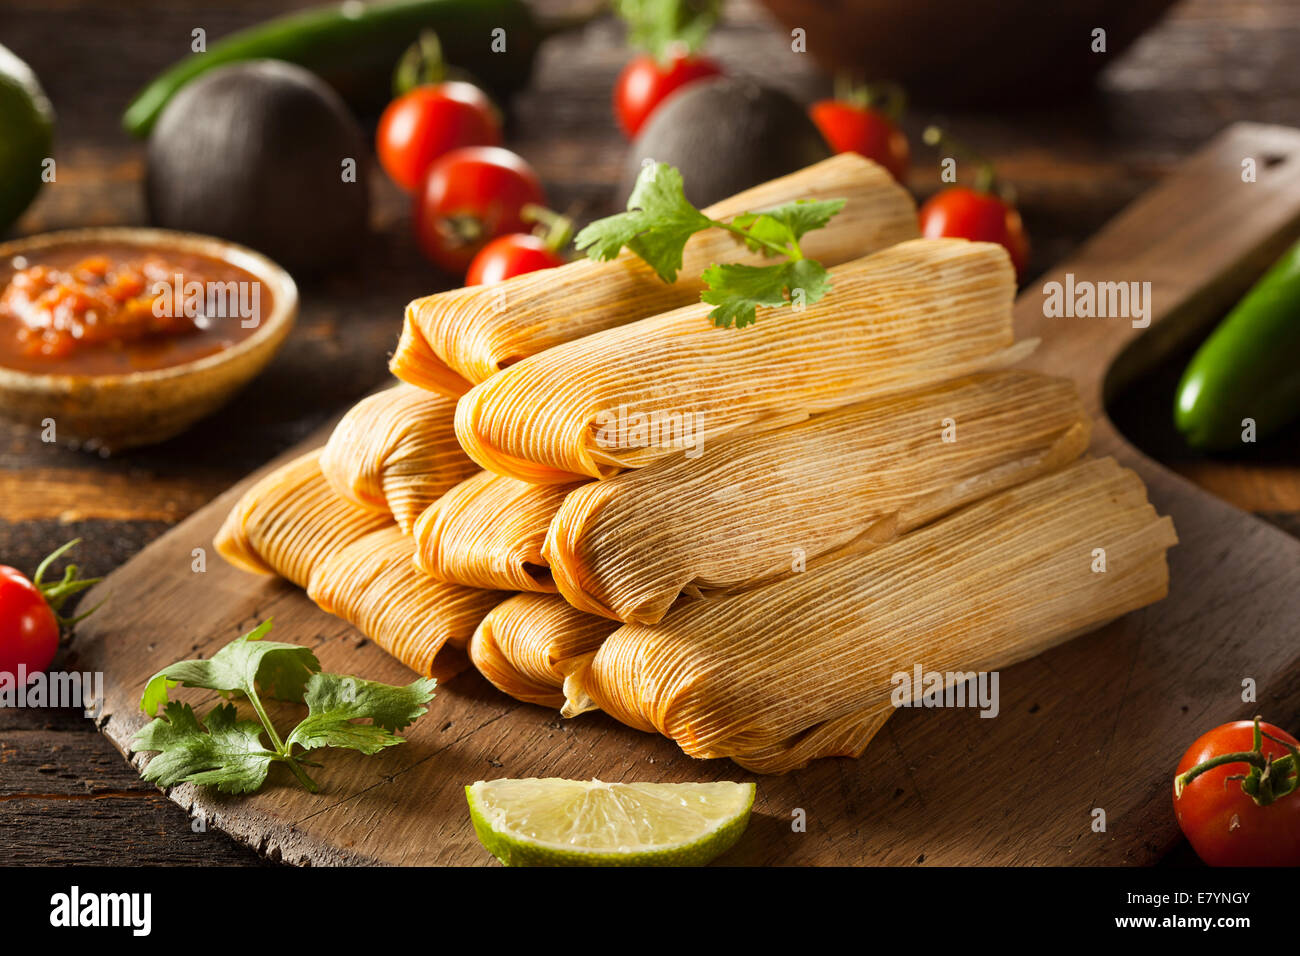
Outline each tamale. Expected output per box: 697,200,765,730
412,470,584,592
469,594,618,707
215,450,499,679
567,457,1178,774
456,238,1032,484
545,371,1091,624
319,384,479,534
215,449,390,587
309,526,507,680
391,153,920,396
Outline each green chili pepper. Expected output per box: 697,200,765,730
1174,237,1300,451
123,0,541,138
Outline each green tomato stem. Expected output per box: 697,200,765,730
392,29,446,97
31,539,103,628
522,203,574,253
1174,750,1268,796
923,125,998,194
1174,715,1300,806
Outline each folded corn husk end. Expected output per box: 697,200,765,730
307,524,507,680
469,609,567,709
214,449,392,589
319,384,480,535
560,654,606,720
389,307,473,398
727,706,897,775
454,383,593,484
214,506,274,577
413,471,581,593
469,595,618,710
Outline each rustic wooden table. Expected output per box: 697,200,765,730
2,0,1297,865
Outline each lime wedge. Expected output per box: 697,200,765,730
465,777,755,867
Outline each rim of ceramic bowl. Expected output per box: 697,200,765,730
0,227,298,392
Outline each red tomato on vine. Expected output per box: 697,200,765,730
1173,716,1300,867
0,541,100,679
918,126,1029,278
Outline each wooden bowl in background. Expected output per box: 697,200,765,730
757,0,1181,105
0,228,297,453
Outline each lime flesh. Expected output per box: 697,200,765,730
466,777,755,867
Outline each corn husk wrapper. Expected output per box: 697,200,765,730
567,457,1178,773
215,448,390,587
392,154,919,396
455,239,1031,484
469,594,618,707
309,526,506,680
412,470,584,592
319,384,479,534
545,371,1091,624
215,449,500,679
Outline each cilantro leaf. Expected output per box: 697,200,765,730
286,673,437,756
576,161,846,329
140,619,319,717
615,0,720,60
133,701,277,795
574,162,712,282
700,258,833,328
133,621,437,796
731,199,847,256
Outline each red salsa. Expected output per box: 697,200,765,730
0,243,271,376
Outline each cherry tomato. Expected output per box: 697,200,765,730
809,100,910,182
1174,720,1300,867
414,146,546,276
0,564,59,678
613,51,722,139
919,186,1029,277
466,234,566,285
376,82,501,193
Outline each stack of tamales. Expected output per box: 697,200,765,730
216,154,1177,774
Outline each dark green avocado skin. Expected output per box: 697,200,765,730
619,77,832,208
146,60,370,274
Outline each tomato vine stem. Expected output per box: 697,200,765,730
1174,715,1299,806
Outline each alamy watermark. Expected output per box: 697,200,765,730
890,664,1000,718
593,404,705,459
151,275,262,328
1042,273,1151,328
0,667,104,717
49,886,151,936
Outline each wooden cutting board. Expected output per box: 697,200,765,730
69,122,1300,866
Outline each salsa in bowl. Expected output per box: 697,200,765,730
0,228,297,452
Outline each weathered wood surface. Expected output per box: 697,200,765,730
59,123,1300,866
3,0,1299,864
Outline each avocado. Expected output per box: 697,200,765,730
145,60,369,274
620,77,831,208
0,44,54,233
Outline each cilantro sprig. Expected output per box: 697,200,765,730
132,621,435,794
575,162,845,328
615,0,720,61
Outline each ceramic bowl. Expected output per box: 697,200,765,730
0,227,297,452
757,0,1179,105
